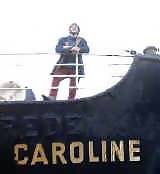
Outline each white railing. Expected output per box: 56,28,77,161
0,53,133,101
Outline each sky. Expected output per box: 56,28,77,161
0,0,159,100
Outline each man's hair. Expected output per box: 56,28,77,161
69,23,80,33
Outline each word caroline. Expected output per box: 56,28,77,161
14,139,140,166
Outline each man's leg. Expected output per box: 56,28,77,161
49,67,66,99
49,77,62,99
68,77,77,100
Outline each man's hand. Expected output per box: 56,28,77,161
63,45,72,49
71,46,80,54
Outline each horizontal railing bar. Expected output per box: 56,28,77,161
0,87,86,89
50,75,85,77
0,85,125,90
0,52,49,56
50,63,131,66
0,52,135,58
108,64,131,66
112,75,124,77
0,88,29,90
53,64,84,66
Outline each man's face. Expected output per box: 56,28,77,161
69,24,79,38
70,32,79,38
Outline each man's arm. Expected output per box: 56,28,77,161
78,39,89,53
55,38,72,54
70,38,89,54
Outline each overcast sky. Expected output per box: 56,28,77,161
0,0,159,100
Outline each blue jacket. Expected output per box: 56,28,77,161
51,35,89,75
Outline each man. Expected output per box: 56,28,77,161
43,23,89,101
